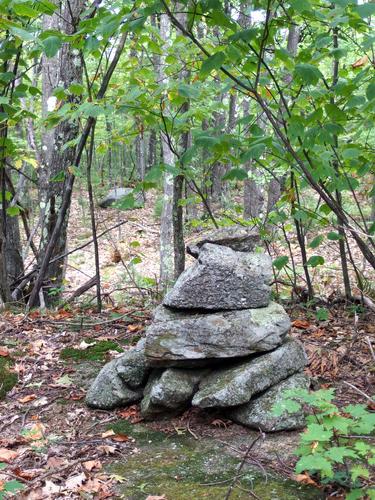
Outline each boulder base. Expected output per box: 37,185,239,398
192,339,308,408
145,302,290,366
141,368,208,419
86,340,149,409
228,372,310,431
164,244,272,311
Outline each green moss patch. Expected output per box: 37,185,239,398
109,432,322,499
107,420,169,445
0,358,18,400
60,340,123,361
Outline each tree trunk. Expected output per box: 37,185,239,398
266,24,299,214
38,0,84,304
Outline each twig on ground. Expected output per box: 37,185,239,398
224,432,264,500
366,336,375,363
342,381,375,403
186,419,198,440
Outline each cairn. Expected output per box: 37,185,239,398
87,227,309,432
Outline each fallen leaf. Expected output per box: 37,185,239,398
53,374,73,387
0,348,9,357
65,472,86,491
42,480,62,495
18,394,37,404
146,496,167,500
292,320,310,329
24,422,45,441
112,433,130,443
293,473,319,487
46,456,66,469
79,340,96,350
83,460,102,472
97,445,116,455
69,392,85,401
0,448,19,463
101,429,115,438
127,324,142,332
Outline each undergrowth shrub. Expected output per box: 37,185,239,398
273,388,375,499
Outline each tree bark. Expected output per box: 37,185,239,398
38,0,84,304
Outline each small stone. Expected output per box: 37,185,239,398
192,338,308,408
145,302,290,367
187,226,260,258
163,244,272,311
141,369,208,419
86,340,149,410
98,187,144,209
227,372,310,431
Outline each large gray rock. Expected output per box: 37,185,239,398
163,244,272,311
145,302,290,366
98,187,144,209
192,338,308,408
86,340,149,409
141,368,208,419
187,226,260,258
228,372,310,432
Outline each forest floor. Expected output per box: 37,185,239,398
0,194,374,499
0,293,374,498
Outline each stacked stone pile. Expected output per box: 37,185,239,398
87,227,309,432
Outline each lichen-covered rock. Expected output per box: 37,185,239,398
187,226,260,258
163,244,272,311
145,302,290,366
86,340,149,409
141,368,208,419
192,339,308,408
98,187,144,209
116,339,149,389
227,372,310,431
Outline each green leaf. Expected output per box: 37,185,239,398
68,83,84,96
10,26,34,41
325,103,347,122
354,3,375,18
273,256,289,270
200,51,226,77
316,308,329,321
296,454,333,477
294,64,323,85
222,168,248,181
13,3,40,18
178,83,200,100
307,255,325,267
289,0,312,12
351,465,369,482
366,82,375,101
4,480,24,493
230,28,258,43
327,231,342,241
309,235,324,249
272,399,301,416
6,206,21,216
42,36,62,58
325,447,358,464
301,423,333,442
